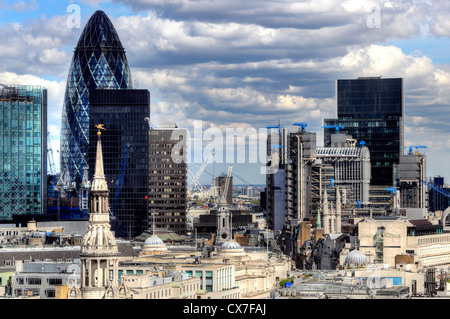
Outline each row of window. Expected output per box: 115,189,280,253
16,277,63,285
4,259,73,266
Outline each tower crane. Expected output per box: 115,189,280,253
80,165,91,219
47,132,58,199
385,187,398,194
47,132,57,178
419,180,450,198
53,167,76,220
54,168,76,197
293,122,308,131
267,124,283,134
187,151,214,193
405,145,427,155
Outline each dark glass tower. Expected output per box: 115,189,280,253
0,84,47,220
88,89,150,239
324,77,404,186
60,10,132,188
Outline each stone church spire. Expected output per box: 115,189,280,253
91,124,108,191
75,124,122,299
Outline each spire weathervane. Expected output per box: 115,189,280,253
95,123,106,136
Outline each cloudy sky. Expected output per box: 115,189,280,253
0,0,449,185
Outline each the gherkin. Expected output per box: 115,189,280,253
60,10,132,187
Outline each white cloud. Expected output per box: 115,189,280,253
2,0,450,182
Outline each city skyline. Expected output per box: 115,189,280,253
0,0,449,185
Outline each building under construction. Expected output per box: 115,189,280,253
395,149,427,209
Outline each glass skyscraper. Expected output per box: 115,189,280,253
88,89,150,239
0,84,47,220
324,77,404,186
60,10,132,188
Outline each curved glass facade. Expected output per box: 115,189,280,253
60,10,132,187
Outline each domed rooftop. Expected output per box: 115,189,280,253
344,249,367,266
76,10,124,49
144,235,165,246
221,241,242,250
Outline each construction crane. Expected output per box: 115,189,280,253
47,132,57,178
420,180,450,198
53,167,76,221
267,124,283,134
113,143,130,218
405,145,427,155
385,187,398,194
187,151,214,193
80,165,91,218
293,122,308,131
54,168,76,197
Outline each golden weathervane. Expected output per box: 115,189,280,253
95,123,106,136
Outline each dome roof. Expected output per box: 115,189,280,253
221,241,242,250
344,249,367,266
144,235,165,246
76,10,124,49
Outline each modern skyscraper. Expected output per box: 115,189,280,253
0,84,47,220
324,77,404,186
148,123,187,235
60,10,132,189
265,123,316,255
88,89,150,239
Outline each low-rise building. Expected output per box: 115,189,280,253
358,217,450,270
11,261,81,299
120,269,200,299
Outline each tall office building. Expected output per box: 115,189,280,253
216,174,233,206
88,89,150,239
60,10,132,189
148,123,187,235
265,123,316,255
0,84,47,220
324,77,404,186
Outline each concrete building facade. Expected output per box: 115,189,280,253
148,123,188,235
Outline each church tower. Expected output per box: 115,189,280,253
336,187,342,234
323,189,331,234
216,197,233,244
77,125,121,299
